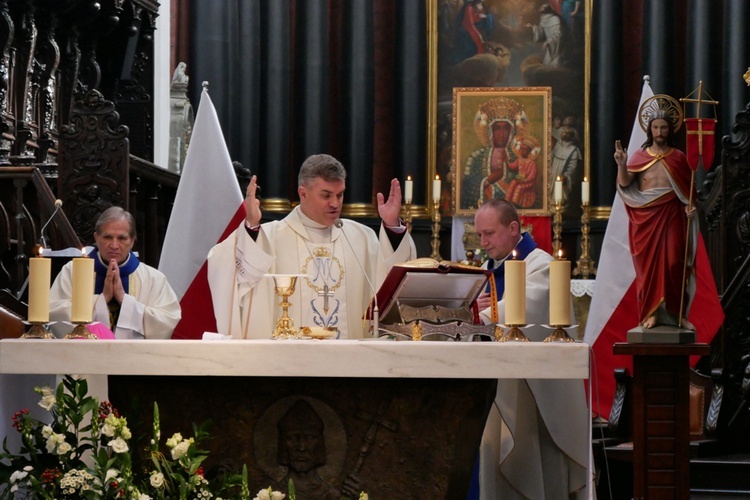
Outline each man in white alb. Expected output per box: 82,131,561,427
49,207,181,339
207,154,416,339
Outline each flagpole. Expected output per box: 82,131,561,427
677,168,695,328
677,81,719,327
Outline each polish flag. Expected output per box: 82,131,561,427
583,79,724,418
159,88,246,339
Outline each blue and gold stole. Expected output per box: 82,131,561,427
484,232,537,296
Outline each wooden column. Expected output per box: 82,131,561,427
614,342,710,499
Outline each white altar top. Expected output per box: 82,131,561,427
0,338,589,379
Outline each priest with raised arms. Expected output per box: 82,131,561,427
207,154,417,339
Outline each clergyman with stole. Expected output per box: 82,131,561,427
207,154,416,339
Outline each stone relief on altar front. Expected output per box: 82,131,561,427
254,396,346,499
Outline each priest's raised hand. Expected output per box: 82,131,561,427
376,178,403,227
244,175,262,227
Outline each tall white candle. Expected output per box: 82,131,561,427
554,176,563,203
504,253,526,325
582,176,590,205
71,254,94,323
28,252,51,323
404,176,413,204
549,255,571,325
432,175,441,203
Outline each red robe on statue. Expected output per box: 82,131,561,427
619,147,695,325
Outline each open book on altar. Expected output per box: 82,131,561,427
366,258,492,324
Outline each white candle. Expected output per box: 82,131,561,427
28,252,51,323
504,253,526,325
71,253,94,323
432,175,441,203
554,176,563,203
582,176,590,205
404,176,413,204
549,254,571,326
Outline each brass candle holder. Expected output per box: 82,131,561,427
573,202,597,278
493,325,504,341
22,322,54,339
403,201,413,233
543,324,577,343
499,324,530,342
269,274,302,339
552,201,563,257
430,201,442,260
65,322,97,339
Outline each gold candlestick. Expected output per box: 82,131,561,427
65,322,97,339
430,201,442,260
573,202,597,278
552,201,563,256
23,322,54,339
403,201,412,233
544,325,575,343
499,324,529,342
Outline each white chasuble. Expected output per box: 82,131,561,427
476,248,590,499
207,206,416,339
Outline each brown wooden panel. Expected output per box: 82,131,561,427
646,453,675,469
645,371,677,387
646,437,675,453
647,421,676,436
647,469,676,485
647,485,676,500
646,404,675,420
646,388,676,404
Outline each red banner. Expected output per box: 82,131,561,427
685,118,716,171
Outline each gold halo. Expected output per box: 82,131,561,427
638,94,684,132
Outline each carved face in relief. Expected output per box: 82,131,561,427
277,399,327,472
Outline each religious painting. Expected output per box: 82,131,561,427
428,0,589,219
453,87,551,216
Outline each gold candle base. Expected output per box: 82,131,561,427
544,326,575,343
23,322,54,339
493,325,504,341
499,325,529,342
65,322,97,340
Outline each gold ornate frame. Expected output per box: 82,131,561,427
426,0,592,217
452,87,552,216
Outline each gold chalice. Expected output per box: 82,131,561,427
266,274,304,339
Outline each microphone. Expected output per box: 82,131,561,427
40,199,63,249
334,218,380,337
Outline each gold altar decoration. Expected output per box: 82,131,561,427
268,274,302,339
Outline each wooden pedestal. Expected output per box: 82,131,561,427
614,342,710,499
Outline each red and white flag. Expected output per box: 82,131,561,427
159,88,246,339
583,80,724,418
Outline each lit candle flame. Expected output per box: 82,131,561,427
512,250,517,260
557,249,563,260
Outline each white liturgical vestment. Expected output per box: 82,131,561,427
478,248,590,499
207,206,416,339
49,261,181,340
